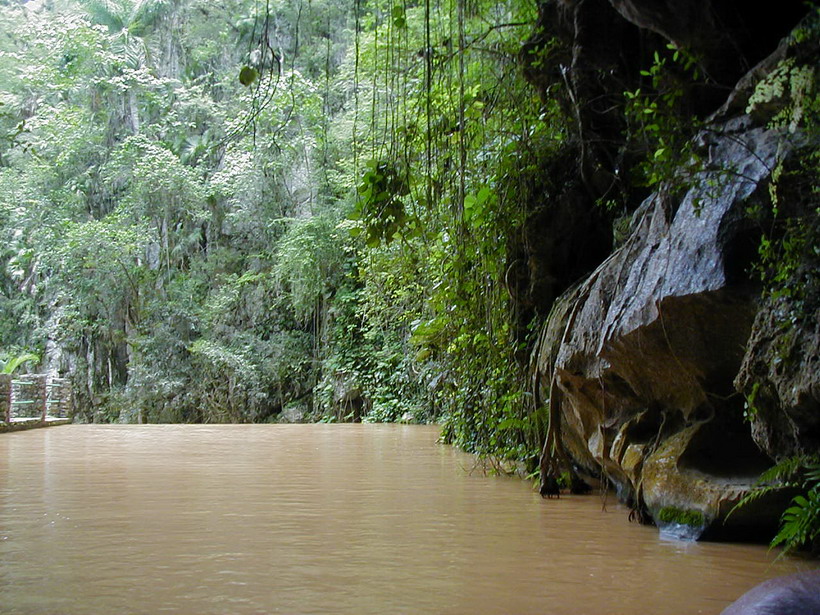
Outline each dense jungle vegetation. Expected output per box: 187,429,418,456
0,0,546,459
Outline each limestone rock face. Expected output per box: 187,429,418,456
535,119,794,537
735,227,820,459
527,0,817,541
515,0,810,340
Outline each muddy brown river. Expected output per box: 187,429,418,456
0,425,811,614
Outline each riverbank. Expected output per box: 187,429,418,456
0,417,72,433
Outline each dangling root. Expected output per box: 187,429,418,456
538,384,588,497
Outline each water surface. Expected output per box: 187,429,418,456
0,425,809,614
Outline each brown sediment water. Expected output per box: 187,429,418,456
0,424,810,614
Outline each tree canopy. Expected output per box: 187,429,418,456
0,0,544,459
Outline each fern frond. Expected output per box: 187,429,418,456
804,461,820,484
740,484,783,505
771,488,820,556
756,455,806,486
727,455,813,520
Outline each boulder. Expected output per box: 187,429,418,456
534,108,808,539
721,570,820,615
528,0,818,540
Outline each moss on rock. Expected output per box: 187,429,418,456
657,506,705,527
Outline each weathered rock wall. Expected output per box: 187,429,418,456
526,2,817,539
535,120,800,537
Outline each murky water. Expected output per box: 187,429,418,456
0,425,810,614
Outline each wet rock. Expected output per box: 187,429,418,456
534,105,803,539
331,373,368,421
525,1,817,540
734,192,820,459
721,570,820,615
735,298,820,460
278,402,307,424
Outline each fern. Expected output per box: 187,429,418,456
758,455,808,485
771,489,820,552
733,455,820,556
806,462,820,484
729,455,809,512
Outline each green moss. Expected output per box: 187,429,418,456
657,506,705,527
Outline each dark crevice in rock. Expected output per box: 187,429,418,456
678,409,773,481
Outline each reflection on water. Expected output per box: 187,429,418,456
0,425,808,614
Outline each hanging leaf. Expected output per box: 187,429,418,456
239,65,258,87
1,352,40,375
476,186,492,205
392,6,407,28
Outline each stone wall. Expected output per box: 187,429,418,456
0,374,11,423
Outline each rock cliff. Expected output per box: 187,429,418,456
522,1,818,539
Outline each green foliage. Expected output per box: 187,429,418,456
273,215,346,322
352,160,415,247
0,0,561,464
623,44,702,191
238,65,258,87
328,0,546,460
746,32,819,400
743,381,761,422
0,352,40,375
657,507,705,527
755,210,819,317
314,242,432,424
0,0,360,423
747,58,817,132
772,488,820,554
734,455,820,556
